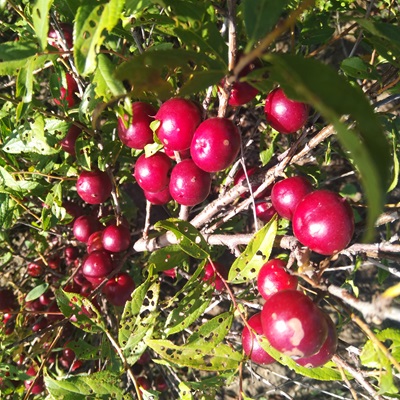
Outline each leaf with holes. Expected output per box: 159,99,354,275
165,282,213,336
155,219,209,259
146,339,243,371
74,0,124,75
118,278,160,365
55,289,106,333
186,311,234,347
32,0,53,51
228,216,277,284
148,245,190,273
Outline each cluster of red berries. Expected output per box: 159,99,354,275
242,259,338,368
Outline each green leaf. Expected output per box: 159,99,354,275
118,278,160,364
0,41,37,75
55,289,106,333
388,131,399,193
241,0,290,50
146,339,243,371
32,0,53,51
74,0,124,75
25,283,49,302
165,283,213,336
148,245,190,273
258,336,343,381
45,371,126,399
265,53,392,241
93,54,126,101
115,49,225,100
340,57,380,80
155,219,210,259
228,216,277,284
358,19,400,68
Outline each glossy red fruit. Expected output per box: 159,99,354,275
155,98,202,151
164,146,191,161
137,376,151,391
60,125,81,156
24,366,45,395
65,246,79,261
255,201,276,223
257,259,298,301
76,169,112,205
87,230,104,253
155,375,168,391
292,190,354,255
169,159,211,206
271,176,314,220
143,186,172,205
102,223,131,253
264,88,309,134
103,272,136,306
27,262,43,277
163,268,177,279
117,102,157,149
242,313,275,365
82,250,114,286
134,152,171,193
261,290,328,358
47,255,60,270
229,81,259,106
296,313,338,368
48,23,73,49
191,117,241,172
73,215,102,243
54,73,78,108
202,261,226,291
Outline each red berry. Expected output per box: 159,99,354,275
261,290,328,358
292,190,354,255
202,261,226,291
27,262,43,277
134,152,171,193
296,313,338,368
242,313,275,365
117,102,157,149
162,268,177,279
143,186,172,205
76,169,113,205
102,223,131,253
264,88,309,134
73,215,102,243
65,246,79,261
229,81,259,106
191,117,241,172
103,272,135,306
87,230,104,253
169,159,211,206
257,259,298,301
60,125,81,156
54,73,78,108
255,201,276,223
82,250,114,286
24,366,45,395
155,98,202,151
48,23,73,49
271,176,314,220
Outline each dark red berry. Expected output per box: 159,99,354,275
76,169,113,205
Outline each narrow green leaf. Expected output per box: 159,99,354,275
55,289,106,333
148,245,190,273
388,128,399,193
155,219,210,259
74,0,124,75
265,53,392,241
241,0,290,50
32,0,53,50
25,283,49,302
228,216,277,284
146,339,243,371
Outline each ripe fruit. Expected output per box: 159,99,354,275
257,259,298,301
202,261,226,291
27,262,43,277
102,223,131,253
82,250,114,286
24,366,45,395
169,159,211,206
296,313,338,368
60,125,81,156
261,290,328,358
87,230,105,253
271,176,314,220
48,23,73,50
229,81,259,107
134,152,171,193
117,102,157,149
191,118,241,172
76,169,113,205
54,73,78,108
292,190,354,255
143,187,172,205
242,313,275,365
155,98,202,151
255,201,276,223
103,272,135,306
73,215,102,243
264,88,309,134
